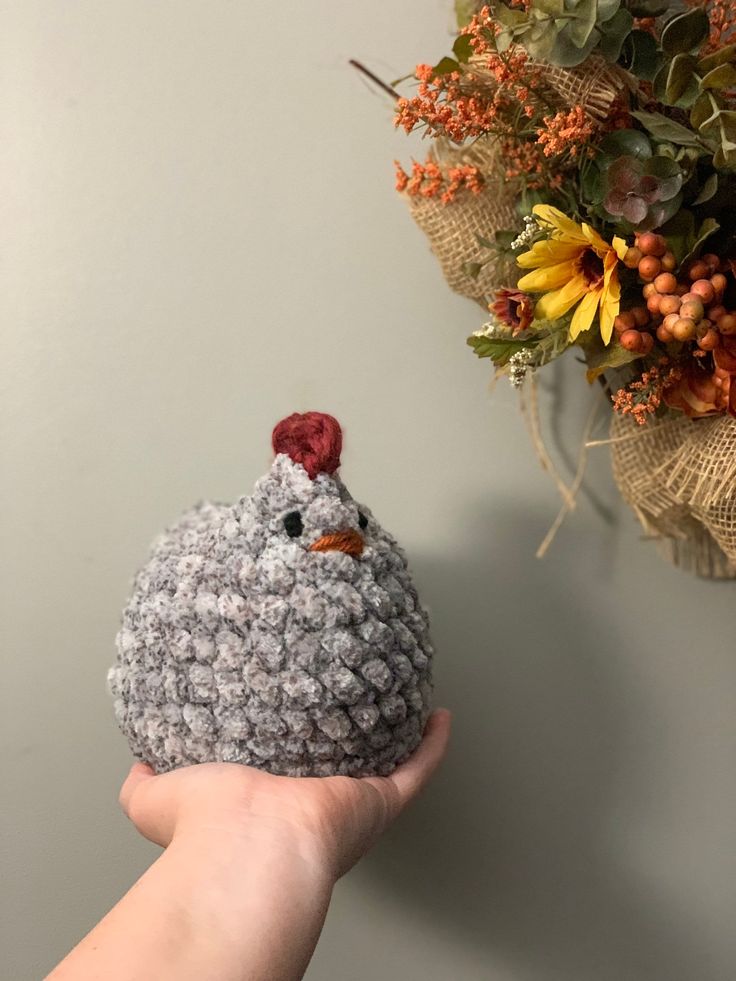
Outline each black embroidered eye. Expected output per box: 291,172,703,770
283,511,303,538
358,511,368,531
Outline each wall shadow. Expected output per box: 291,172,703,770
360,500,714,981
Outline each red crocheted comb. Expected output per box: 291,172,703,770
272,412,342,480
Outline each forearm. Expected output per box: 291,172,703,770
47,831,334,981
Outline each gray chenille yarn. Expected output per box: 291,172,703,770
108,412,433,777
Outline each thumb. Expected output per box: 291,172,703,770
119,762,176,846
389,708,452,809
362,707,451,829
119,761,155,817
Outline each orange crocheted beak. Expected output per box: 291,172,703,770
309,529,364,558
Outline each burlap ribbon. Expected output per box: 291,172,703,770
404,137,519,307
400,55,628,306
610,413,736,579
464,53,628,123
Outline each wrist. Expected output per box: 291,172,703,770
169,820,336,894
161,828,334,972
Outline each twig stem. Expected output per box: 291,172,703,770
349,59,400,101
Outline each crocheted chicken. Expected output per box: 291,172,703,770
108,412,433,777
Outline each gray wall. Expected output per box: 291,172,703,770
2,3,734,979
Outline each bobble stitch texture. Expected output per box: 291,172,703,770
108,413,433,777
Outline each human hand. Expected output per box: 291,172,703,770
49,712,451,981
119,708,451,882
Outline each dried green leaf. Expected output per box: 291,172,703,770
433,56,460,76
454,0,483,28
680,217,720,266
495,28,515,53
567,0,598,48
661,8,710,57
535,0,565,15
462,261,483,280
711,109,736,163
579,332,641,381
700,63,736,92
625,0,670,15
548,27,601,66
692,172,718,205
698,43,736,73
659,208,696,263
691,92,722,133
581,158,604,205
599,127,652,160
622,29,660,81
466,333,537,366
642,192,683,230
452,33,474,64
494,229,517,249
642,154,681,179
599,0,623,21
598,8,633,63
661,54,699,107
714,145,736,168
534,324,572,366
493,3,528,30
631,110,703,147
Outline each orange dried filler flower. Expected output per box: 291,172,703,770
537,105,595,159
612,360,684,425
394,64,507,144
394,158,484,204
394,32,547,148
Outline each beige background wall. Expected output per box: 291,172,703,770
2,3,735,979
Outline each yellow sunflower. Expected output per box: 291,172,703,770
516,205,628,345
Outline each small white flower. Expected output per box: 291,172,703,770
510,214,539,251
508,348,535,389
473,319,508,339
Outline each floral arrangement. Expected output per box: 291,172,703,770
371,0,736,576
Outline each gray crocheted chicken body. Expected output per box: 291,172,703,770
108,412,433,777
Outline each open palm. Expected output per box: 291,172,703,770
119,708,451,879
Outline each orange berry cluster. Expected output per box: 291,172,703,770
614,232,733,355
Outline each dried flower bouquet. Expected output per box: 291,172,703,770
376,0,736,577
